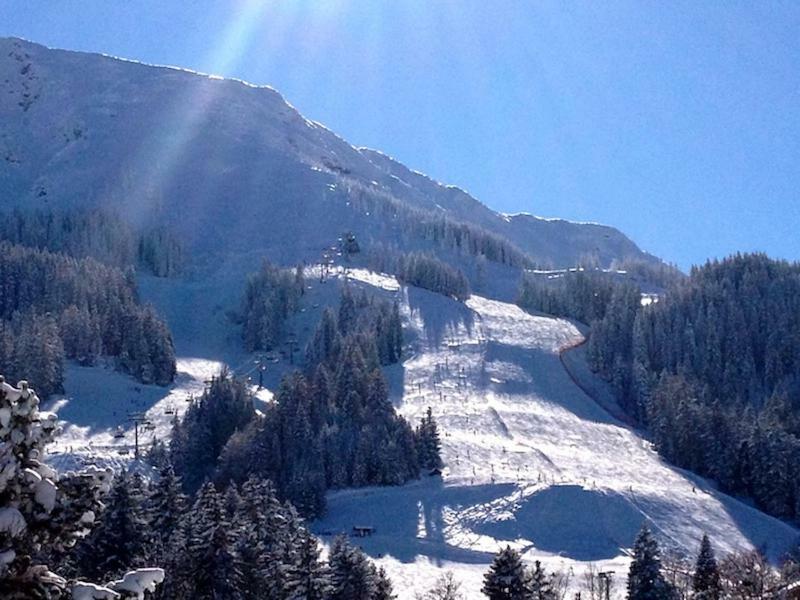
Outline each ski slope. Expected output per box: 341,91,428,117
42,266,798,599
313,269,799,599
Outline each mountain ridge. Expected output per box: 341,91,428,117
0,36,661,274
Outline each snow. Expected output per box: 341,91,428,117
108,568,166,599
34,477,57,512
313,277,799,599
0,507,27,538
0,36,658,274
38,264,799,599
72,568,164,599
43,358,226,471
72,581,120,600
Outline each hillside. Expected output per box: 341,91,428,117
5,35,797,600
43,266,799,599
0,36,658,277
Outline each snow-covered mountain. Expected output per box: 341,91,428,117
0,37,657,272
9,36,796,599
46,266,799,599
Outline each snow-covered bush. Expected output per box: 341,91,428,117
0,375,163,599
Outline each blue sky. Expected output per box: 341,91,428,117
2,1,798,269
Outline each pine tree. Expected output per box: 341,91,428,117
528,561,555,600
74,470,149,580
482,546,532,600
627,524,672,600
692,534,721,600
284,530,331,600
338,286,357,335
146,464,188,562
373,565,396,600
417,407,444,471
184,482,244,600
237,476,292,599
0,375,163,598
329,536,378,600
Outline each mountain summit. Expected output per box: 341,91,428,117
0,37,656,273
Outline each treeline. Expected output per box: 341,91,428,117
345,179,534,269
240,261,305,352
137,226,185,277
0,208,185,276
517,270,632,324
609,257,685,290
62,466,395,600
586,254,800,520
0,242,176,395
396,252,471,301
517,257,683,324
172,288,441,517
478,524,800,600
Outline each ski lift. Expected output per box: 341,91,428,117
164,406,175,416
144,423,156,432
113,427,125,439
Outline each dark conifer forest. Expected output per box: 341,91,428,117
0,241,176,394
173,284,439,517
520,254,800,521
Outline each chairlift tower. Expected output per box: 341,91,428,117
126,412,153,460
285,334,299,365
254,354,267,389
598,571,614,600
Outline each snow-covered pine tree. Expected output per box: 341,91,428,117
692,534,721,600
373,565,396,600
627,523,673,600
284,529,331,600
527,560,555,600
0,375,164,599
183,482,244,600
481,546,532,600
236,476,292,598
145,464,187,564
416,407,444,471
73,470,150,581
329,536,378,600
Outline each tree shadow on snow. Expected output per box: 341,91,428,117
313,479,513,565
472,485,642,561
406,287,475,350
